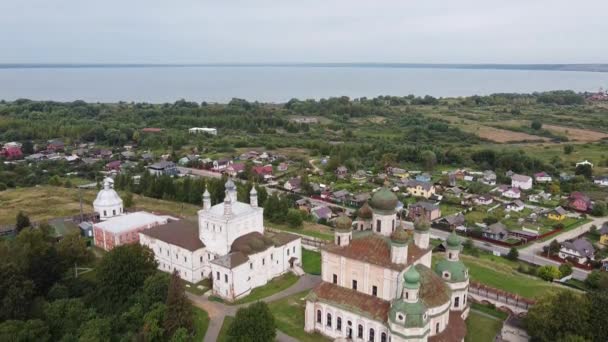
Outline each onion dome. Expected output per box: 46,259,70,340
335,215,353,232
370,187,398,214
446,231,461,250
93,178,123,209
225,178,236,190
250,186,257,195
414,218,430,232
357,202,373,219
390,227,409,245
403,266,421,289
435,259,468,283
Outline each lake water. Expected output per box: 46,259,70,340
0,66,606,103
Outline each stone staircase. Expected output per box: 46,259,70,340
291,265,305,276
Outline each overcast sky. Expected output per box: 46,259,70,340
1,0,606,64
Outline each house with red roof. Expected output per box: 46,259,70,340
0,146,23,160
225,163,245,177
568,192,592,212
105,160,122,171
253,165,273,176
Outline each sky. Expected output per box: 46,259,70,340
1,0,607,64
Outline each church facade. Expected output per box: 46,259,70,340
304,187,469,342
139,179,302,301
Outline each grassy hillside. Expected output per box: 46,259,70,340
0,186,201,225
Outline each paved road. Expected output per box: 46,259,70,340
433,216,605,281
187,274,321,342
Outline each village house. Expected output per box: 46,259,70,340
559,238,595,264
437,213,466,230
213,158,233,172
444,186,464,198
188,127,217,135
576,160,593,168
277,162,288,172
593,176,608,187
142,128,163,133
139,180,301,300
600,223,608,246
534,172,552,183
253,165,273,181
331,189,350,203
304,193,469,341
480,170,497,186
284,177,302,192
92,178,172,251
0,145,23,160
47,139,65,152
352,170,368,183
511,174,532,190
547,207,567,221
225,163,245,177
528,191,552,203
148,161,179,176
503,187,521,199
407,201,441,222
105,160,122,172
482,222,509,241
403,180,436,199
504,200,525,212
346,193,371,207
312,206,333,222
415,173,431,182
568,192,592,212
473,194,493,206
388,167,408,179
336,165,349,179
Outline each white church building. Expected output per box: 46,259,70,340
139,179,302,301
305,186,469,342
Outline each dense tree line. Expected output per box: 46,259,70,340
0,223,195,341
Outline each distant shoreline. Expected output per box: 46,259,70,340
1,63,608,72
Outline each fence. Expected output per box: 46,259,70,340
469,281,535,311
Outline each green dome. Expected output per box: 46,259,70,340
446,232,461,250
414,218,430,232
370,187,398,214
434,259,468,283
403,266,420,289
335,215,353,231
390,228,409,244
357,202,373,219
389,300,427,328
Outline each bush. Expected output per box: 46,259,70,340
559,263,573,277
531,120,542,130
591,201,606,217
286,209,303,228
507,247,519,261
537,265,561,281
585,270,608,290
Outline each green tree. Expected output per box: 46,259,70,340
15,211,31,233
506,247,519,261
78,318,112,342
558,263,573,277
141,303,166,342
525,291,591,341
227,302,276,342
170,327,190,342
531,120,542,130
0,319,50,342
548,239,561,256
141,273,170,309
44,298,96,340
588,291,608,341
163,270,193,337
57,233,92,273
0,263,35,321
421,150,437,171
286,209,303,228
48,175,62,186
585,270,608,290
575,164,592,179
564,145,574,154
95,244,157,313
591,200,606,217
537,265,561,281
123,191,135,209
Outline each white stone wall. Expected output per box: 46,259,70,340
372,212,397,237
139,234,208,283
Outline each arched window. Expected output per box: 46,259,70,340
436,322,440,334
337,236,341,245
464,294,467,304
381,332,387,342
392,220,395,231
405,291,409,299
455,296,460,308
358,325,363,338
103,210,107,217
448,252,453,259
316,310,321,323
337,317,342,331
112,209,116,216
326,313,332,327
369,328,375,342
376,220,381,232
